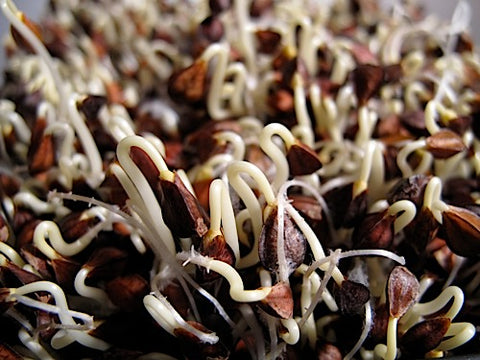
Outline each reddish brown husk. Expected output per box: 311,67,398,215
324,183,368,228
255,29,281,54
344,189,369,228
289,195,323,222
383,64,403,83
129,146,210,238
1,259,42,285
245,144,275,179
10,13,43,53
446,115,472,135
316,341,342,360
209,0,231,15
289,194,331,246
198,16,224,43
387,266,419,318
35,294,59,341
267,88,294,114
352,209,395,249
83,247,129,280
250,0,273,17
192,178,213,211
425,129,466,159
199,232,235,281
193,16,225,56
129,146,161,186
400,317,451,356
105,274,149,311
159,173,210,239
286,141,322,176
58,212,100,242
403,206,439,255
333,280,370,315
78,95,108,121
27,117,55,174
387,175,431,207
442,205,480,257
258,207,306,276
399,110,429,137
352,64,384,106
20,244,52,280
272,49,308,88
0,343,23,360
367,302,389,346
97,169,129,205
161,281,191,318
183,120,242,165
259,281,293,319
51,257,81,292
168,60,208,105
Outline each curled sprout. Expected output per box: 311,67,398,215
0,242,25,268
33,212,109,258
423,176,449,224
401,285,476,354
6,281,109,350
227,160,276,268
208,178,240,263
259,123,296,192
18,327,55,360
115,135,176,255
74,266,116,311
0,0,478,358
178,248,272,303
144,293,219,344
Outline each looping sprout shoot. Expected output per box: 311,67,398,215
208,178,240,263
259,123,296,192
177,248,272,303
115,135,176,255
401,285,476,354
6,281,110,350
227,160,276,267
0,0,479,358
144,293,219,344
33,213,108,258
200,43,249,119
422,176,449,223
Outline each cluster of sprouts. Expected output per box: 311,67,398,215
0,0,479,359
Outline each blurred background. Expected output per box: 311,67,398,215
1,0,479,73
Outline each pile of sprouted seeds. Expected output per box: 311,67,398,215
0,0,479,358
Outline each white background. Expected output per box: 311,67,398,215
1,0,479,72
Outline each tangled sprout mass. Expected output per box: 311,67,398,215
0,0,479,359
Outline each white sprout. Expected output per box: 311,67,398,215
33,218,104,258
387,199,417,234
7,281,109,350
259,123,295,192
422,176,449,223
208,178,240,262
13,191,70,218
115,135,176,255
0,241,26,268
18,328,55,360
73,267,116,311
144,293,219,344
227,160,276,268
177,248,272,302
